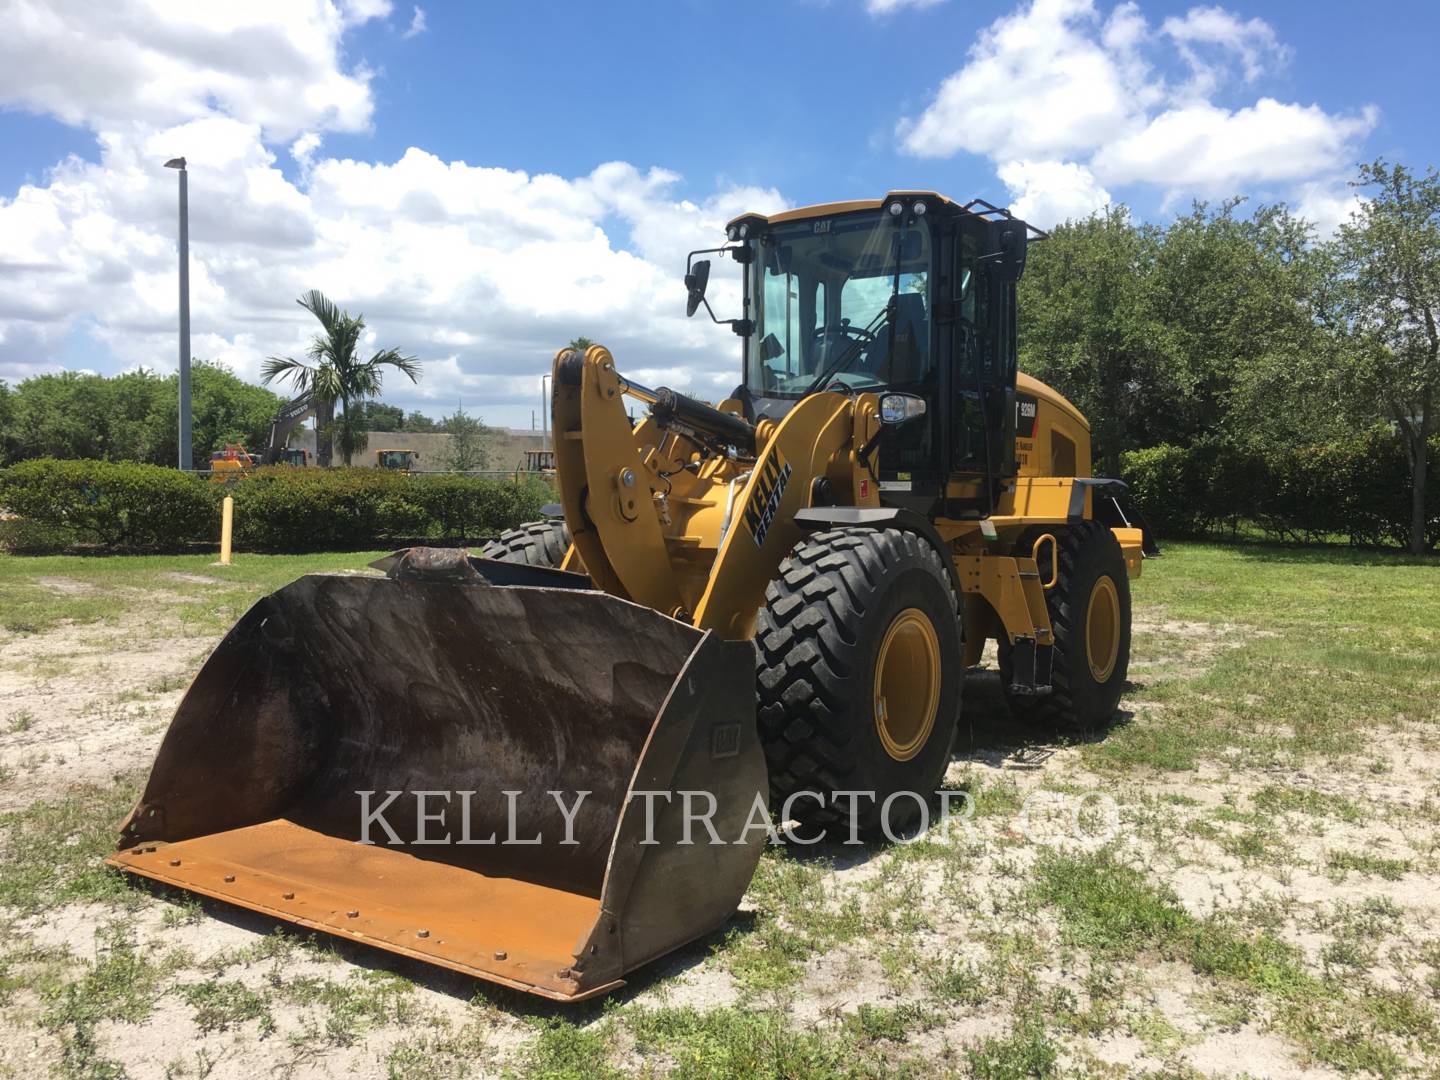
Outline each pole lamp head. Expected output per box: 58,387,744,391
164,157,186,170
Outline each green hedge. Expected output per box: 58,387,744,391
0,458,217,549
7,443,1432,554
0,460,551,553
229,468,551,551
1122,431,1440,549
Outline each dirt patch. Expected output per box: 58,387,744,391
0,616,212,810
34,575,92,595
163,571,227,587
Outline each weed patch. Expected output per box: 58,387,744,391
0,772,144,913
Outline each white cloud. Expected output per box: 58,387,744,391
899,0,1376,228
402,6,427,38
898,0,1155,163
0,121,785,423
1161,5,1286,99
1092,99,1378,192
0,0,789,423
1293,179,1365,237
290,132,324,172
867,0,945,15
999,160,1112,224
0,0,383,142
339,0,394,25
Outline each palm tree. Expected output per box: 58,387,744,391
263,291,421,466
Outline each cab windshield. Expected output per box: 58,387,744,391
747,210,932,399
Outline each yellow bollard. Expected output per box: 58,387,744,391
219,495,234,565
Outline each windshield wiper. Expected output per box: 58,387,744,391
802,228,908,397
801,302,893,396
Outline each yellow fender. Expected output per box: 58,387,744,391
693,392,859,639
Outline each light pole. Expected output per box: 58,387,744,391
165,156,191,470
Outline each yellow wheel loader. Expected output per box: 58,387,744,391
110,192,1154,1001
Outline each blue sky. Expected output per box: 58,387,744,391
0,0,1434,428
328,0,1431,214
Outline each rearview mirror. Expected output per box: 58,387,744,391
989,222,1029,282
685,260,711,318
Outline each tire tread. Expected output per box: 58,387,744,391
756,527,957,827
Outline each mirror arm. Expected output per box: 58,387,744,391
685,246,753,335
696,293,749,334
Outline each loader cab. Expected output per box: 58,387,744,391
728,193,1032,519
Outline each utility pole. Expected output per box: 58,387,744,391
540,373,551,454
165,156,191,469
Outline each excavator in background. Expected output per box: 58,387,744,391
203,394,324,477
111,191,1154,1001
260,391,330,466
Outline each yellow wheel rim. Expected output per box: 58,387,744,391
873,608,941,762
1086,575,1121,682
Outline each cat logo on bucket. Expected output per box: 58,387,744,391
743,450,792,548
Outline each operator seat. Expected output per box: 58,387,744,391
860,291,929,384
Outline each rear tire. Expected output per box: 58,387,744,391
756,528,962,839
998,520,1131,731
480,519,572,567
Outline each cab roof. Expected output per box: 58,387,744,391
726,191,962,230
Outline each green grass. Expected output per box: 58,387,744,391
178,979,274,1033
512,1018,622,1080
1251,784,1365,824
277,970,418,1047
1032,848,1192,955
1084,542,1440,774
1032,847,1434,1076
1034,847,1315,998
0,550,389,634
966,1013,1058,1080
623,1004,938,1080
386,1022,497,1079
713,848,868,991
1325,849,1412,881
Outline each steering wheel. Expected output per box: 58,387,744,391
813,319,876,349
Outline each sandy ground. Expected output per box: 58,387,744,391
1,583,1438,1078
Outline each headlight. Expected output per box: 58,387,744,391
879,393,927,424
727,225,739,241
912,201,927,216
738,223,749,239
888,202,904,217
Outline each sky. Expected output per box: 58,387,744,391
0,0,1435,430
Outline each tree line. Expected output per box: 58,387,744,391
1019,159,1440,554
0,364,490,469
3,164,1436,548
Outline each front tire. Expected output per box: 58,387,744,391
480,519,572,567
999,520,1131,730
756,528,962,838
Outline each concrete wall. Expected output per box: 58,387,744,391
289,427,548,472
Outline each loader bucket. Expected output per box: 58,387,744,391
108,549,767,1001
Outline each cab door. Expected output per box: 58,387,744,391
942,216,1025,519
